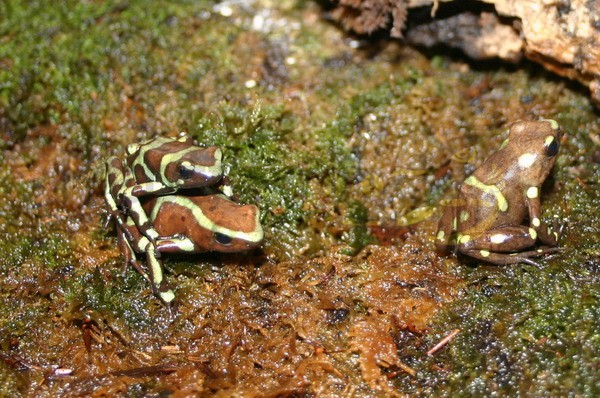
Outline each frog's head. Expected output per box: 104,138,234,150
203,197,264,252
151,194,264,253
507,119,563,185
162,146,224,189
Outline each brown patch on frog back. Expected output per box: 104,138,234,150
149,200,198,238
193,195,261,234
138,149,163,181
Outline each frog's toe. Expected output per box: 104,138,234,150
103,213,114,229
519,257,542,267
167,298,180,315
128,258,149,280
510,246,561,265
534,246,562,254
156,288,176,307
158,233,187,241
556,219,567,236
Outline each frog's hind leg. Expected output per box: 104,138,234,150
458,225,560,265
143,242,176,306
116,223,148,279
105,157,137,243
104,157,126,213
461,246,561,266
119,186,161,243
435,201,459,253
121,231,177,307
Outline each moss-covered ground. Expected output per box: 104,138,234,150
0,1,598,396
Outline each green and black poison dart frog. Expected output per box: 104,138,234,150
105,135,232,244
119,192,263,305
104,140,262,305
436,119,563,265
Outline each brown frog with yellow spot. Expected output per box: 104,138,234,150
436,119,563,265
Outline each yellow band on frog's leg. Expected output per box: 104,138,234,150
457,234,471,244
529,228,537,240
436,230,445,241
145,242,175,304
146,243,163,285
464,176,508,212
122,186,159,241
159,290,175,304
526,186,538,199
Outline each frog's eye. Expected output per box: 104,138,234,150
177,162,194,179
544,137,559,157
213,232,232,245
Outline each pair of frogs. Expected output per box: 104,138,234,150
104,135,263,305
106,119,563,304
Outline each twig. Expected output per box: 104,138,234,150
426,329,460,356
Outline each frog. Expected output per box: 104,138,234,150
105,134,232,244
435,119,563,265
120,192,263,305
105,140,262,305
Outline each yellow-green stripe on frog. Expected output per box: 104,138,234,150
157,146,223,188
463,175,508,212
435,119,563,266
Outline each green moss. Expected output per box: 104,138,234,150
419,260,600,397
74,267,157,330
190,100,367,256
342,201,376,254
0,360,25,398
0,0,219,150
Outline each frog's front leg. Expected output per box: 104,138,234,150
127,181,178,198
435,199,461,253
524,186,560,246
457,225,559,265
154,235,196,254
118,184,165,242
